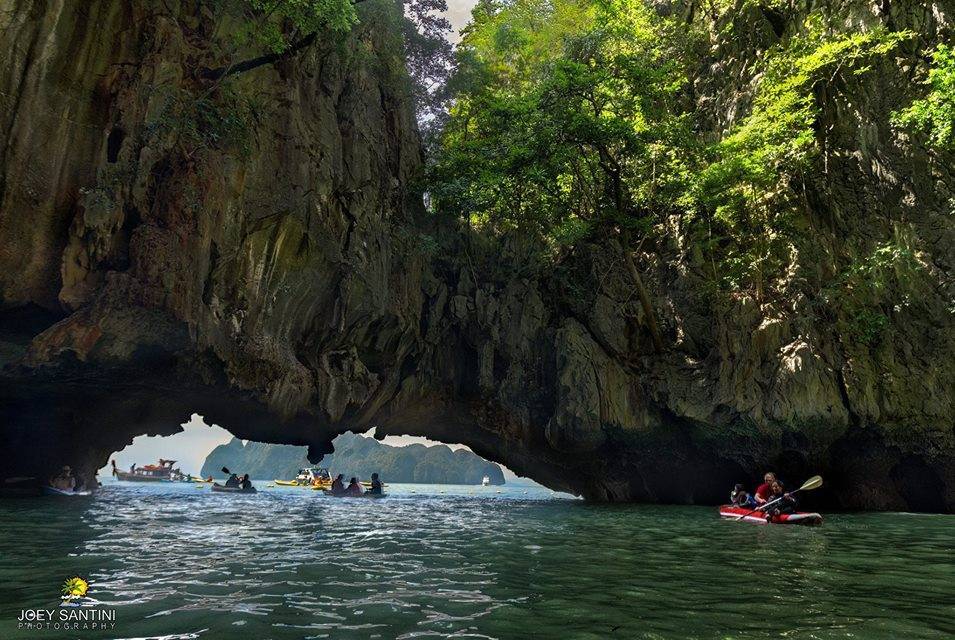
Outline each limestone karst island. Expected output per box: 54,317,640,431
0,0,952,637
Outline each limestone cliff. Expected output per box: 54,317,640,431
0,0,953,510
199,433,506,485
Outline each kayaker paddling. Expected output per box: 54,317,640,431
344,477,364,496
369,473,383,495
330,474,345,495
49,466,78,492
720,475,824,525
763,481,797,521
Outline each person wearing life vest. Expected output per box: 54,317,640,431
730,483,755,507
331,474,345,494
224,472,240,488
763,481,797,521
239,474,253,490
344,477,364,496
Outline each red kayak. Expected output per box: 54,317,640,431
719,505,823,526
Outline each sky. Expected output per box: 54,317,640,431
444,0,479,42
102,416,526,481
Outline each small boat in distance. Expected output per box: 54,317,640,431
275,466,331,488
111,459,198,483
482,476,490,486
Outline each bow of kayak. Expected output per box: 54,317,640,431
719,505,822,526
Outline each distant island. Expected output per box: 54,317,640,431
200,432,506,485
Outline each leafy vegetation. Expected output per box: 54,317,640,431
212,0,359,53
821,229,928,347
893,43,955,150
145,85,261,159
425,0,923,315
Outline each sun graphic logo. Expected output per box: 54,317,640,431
61,577,89,601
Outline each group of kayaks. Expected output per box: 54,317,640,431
206,484,388,497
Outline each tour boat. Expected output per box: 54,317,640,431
719,505,823,526
111,459,196,482
482,476,490,486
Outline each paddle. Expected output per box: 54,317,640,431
734,475,823,521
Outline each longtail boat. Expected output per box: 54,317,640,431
111,459,199,482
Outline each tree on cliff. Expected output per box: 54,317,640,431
428,0,916,318
202,0,453,131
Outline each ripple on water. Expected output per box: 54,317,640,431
0,484,953,640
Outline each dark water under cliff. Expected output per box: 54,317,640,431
1,481,952,639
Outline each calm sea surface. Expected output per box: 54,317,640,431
0,479,952,639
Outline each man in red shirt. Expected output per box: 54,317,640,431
754,472,777,504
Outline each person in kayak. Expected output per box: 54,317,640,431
331,474,345,494
225,472,241,488
240,474,253,490
49,466,76,491
754,472,777,505
345,477,364,496
730,484,755,507
369,473,383,495
763,481,797,519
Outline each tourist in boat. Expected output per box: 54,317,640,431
345,477,364,496
49,465,76,491
225,472,241,488
763,481,797,519
240,474,253,490
331,474,345,494
754,472,777,505
730,483,755,507
369,473,383,495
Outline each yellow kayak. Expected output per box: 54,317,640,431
274,480,306,487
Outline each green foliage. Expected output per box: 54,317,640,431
695,18,909,295
822,230,927,347
429,0,911,300
217,0,358,52
145,85,261,159
430,0,697,245
893,43,955,150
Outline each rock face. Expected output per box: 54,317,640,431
1,0,953,510
200,433,506,485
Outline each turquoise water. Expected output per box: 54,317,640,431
1,480,952,639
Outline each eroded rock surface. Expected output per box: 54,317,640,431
1,0,953,510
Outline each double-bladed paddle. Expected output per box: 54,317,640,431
734,475,823,521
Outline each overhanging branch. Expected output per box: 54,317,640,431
200,32,317,80
199,0,376,81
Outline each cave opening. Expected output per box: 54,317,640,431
99,418,527,491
